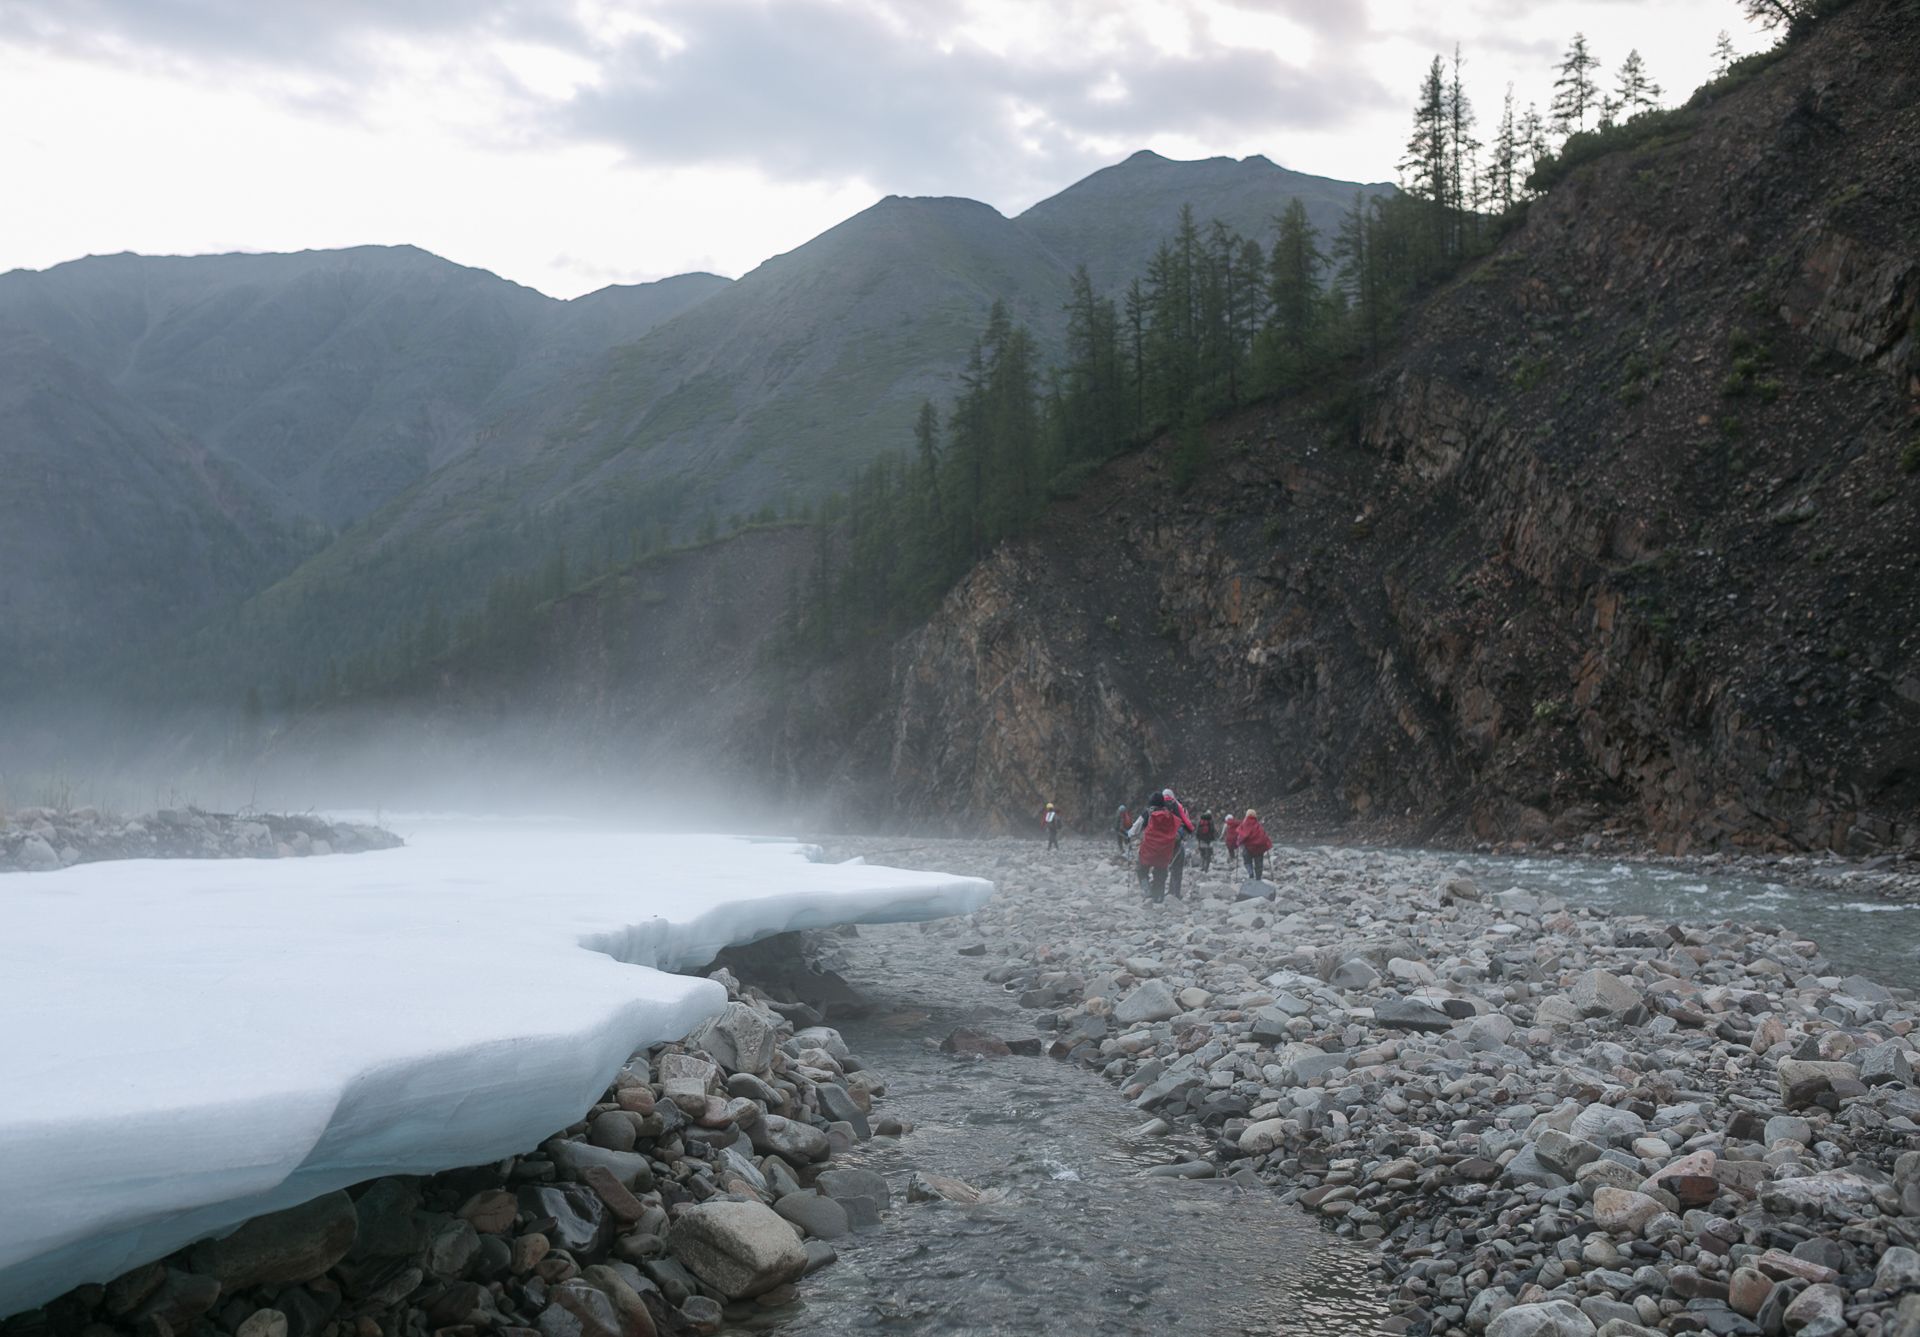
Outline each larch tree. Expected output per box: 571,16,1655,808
1490,85,1519,213
1616,49,1661,115
1447,45,1480,247
1267,197,1324,362
1519,102,1550,185
1402,55,1451,266
1742,0,1811,30
1550,33,1601,136
1712,30,1737,77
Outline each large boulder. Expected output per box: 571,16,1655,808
1113,979,1181,1025
1487,1300,1597,1337
687,1002,778,1074
1570,970,1641,1019
1777,1059,1861,1108
666,1200,807,1299
188,1191,358,1290
17,835,60,870
1374,997,1454,1033
747,1114,830,1163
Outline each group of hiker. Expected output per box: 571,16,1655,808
1039,792,1270,902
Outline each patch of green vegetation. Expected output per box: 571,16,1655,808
1722,330,1781,400
1532,698,1564,721
1526,108,1701,195
1510,353,1553,392
1263,516,1284,544
1827,181,1867,210
1901,439,1920,475
1104,614,1122,633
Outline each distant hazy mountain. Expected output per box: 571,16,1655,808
0,248,730,525
2,151,1390,697
1016,150,1394,293
0,335,302,691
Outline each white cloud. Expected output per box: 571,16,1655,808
0,0,1782,298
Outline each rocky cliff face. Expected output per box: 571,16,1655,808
793,0,1919,853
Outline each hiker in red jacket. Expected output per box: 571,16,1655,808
1134,796,1181,901
1158,788,1197,900
1239,808,1273,881
1224,813,1242,871
1193,810,1217,872
1114,804,1132,855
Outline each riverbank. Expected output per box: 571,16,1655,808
823,836,1920,1337
0,806,401,872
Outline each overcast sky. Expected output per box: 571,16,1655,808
1,0,1774,299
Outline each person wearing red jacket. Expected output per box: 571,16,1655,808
1134,796,1182,901
1238,808,1273,881
1193,810,1217,872
1224,813,1243,870
1157,788,1196,900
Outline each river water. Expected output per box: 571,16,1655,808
1447,848,1920,981
746,914,1384,1336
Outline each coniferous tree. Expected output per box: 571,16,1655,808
1490,85,1520,212
1333,191,1383,367
1403,56,1451,237
1712,30,1737,77
1550,33,1601,136
1520,103,1550,183
1446,46,1480,248
1123,278,1147,429
1615,49,1661,115
913,399,942,527
1233,234,1266,394
1742,0,1810,30
1265,198,1325,383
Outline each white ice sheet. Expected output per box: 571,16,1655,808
0,828,991,1315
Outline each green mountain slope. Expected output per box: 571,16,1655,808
0,249,731,525
0,335,305,693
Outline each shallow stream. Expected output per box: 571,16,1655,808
749,916,1384,1336
1448,848,1920,981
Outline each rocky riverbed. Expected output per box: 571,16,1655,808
821,836,1920,1337
0,807,402,872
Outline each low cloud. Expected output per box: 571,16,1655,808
0,0,1399,203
